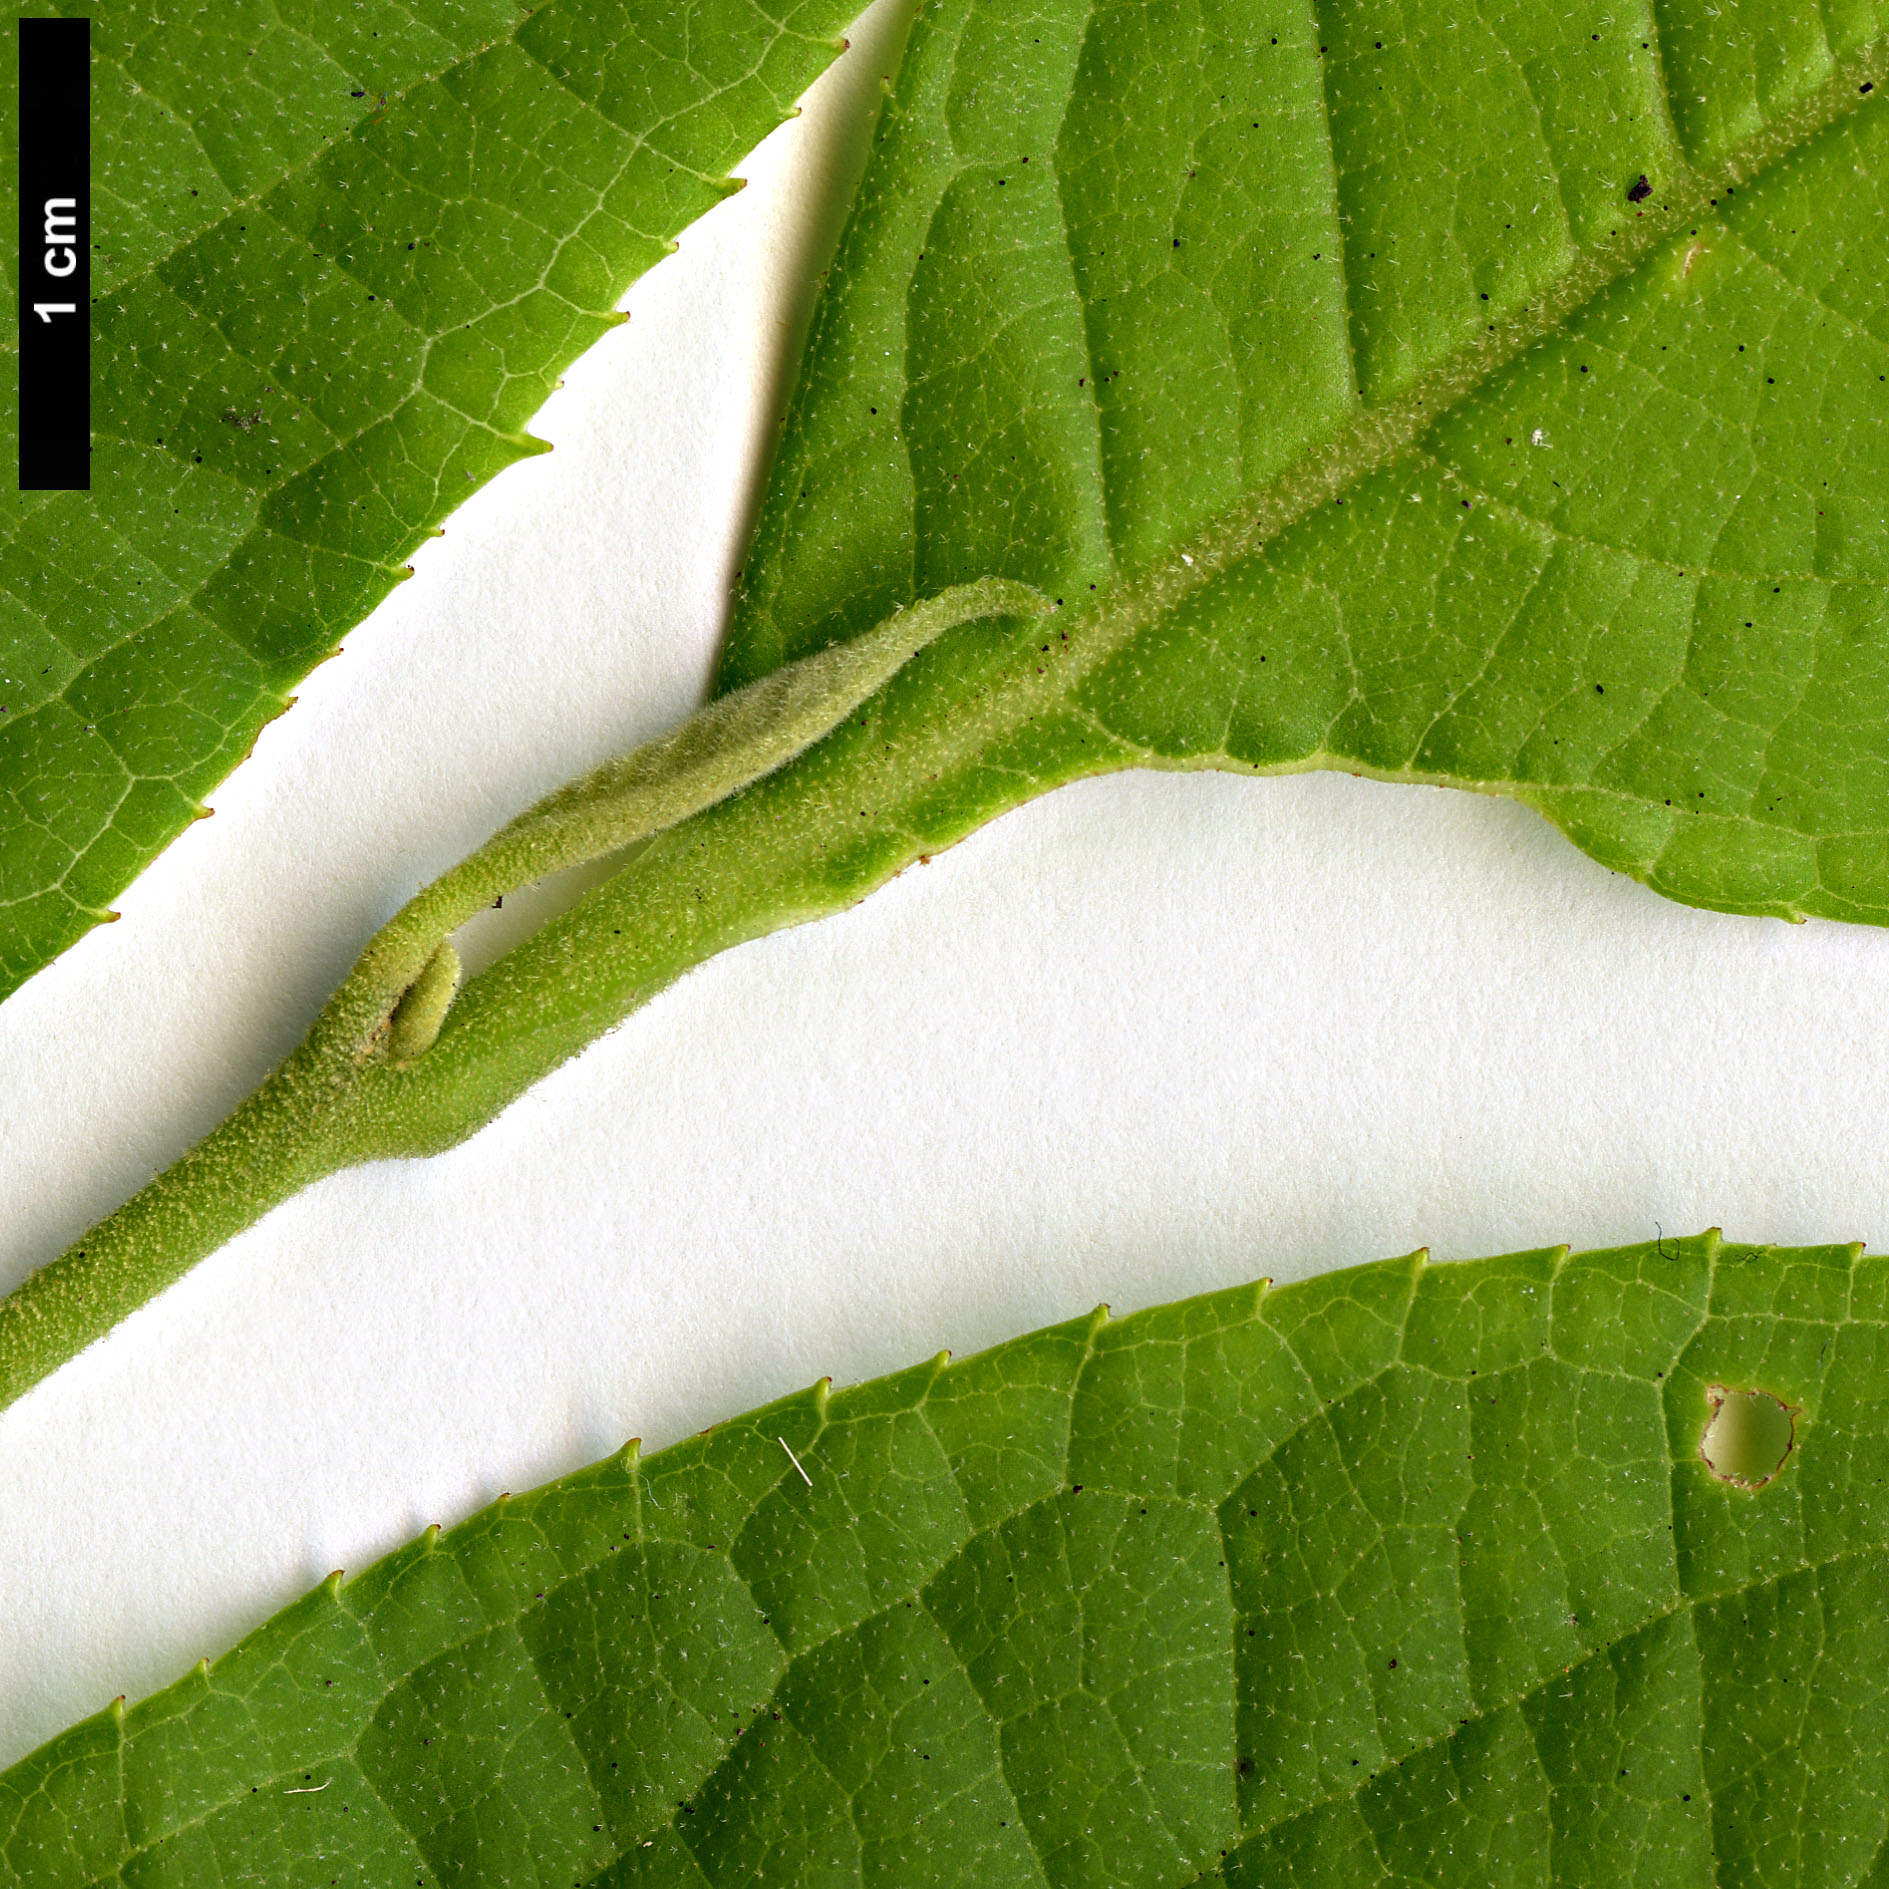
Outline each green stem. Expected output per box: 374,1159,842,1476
0,579,1048,1413
14,43,1877,1416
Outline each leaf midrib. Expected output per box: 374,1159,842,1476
871,46,1888,811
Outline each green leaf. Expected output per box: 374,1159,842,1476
9,1232,1889,1885
0,0,860,1003
722,0,1889,926
11,8,1889,1414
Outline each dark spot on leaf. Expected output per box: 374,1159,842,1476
1627,174,1652,203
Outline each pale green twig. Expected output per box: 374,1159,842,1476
0,578,1050,1412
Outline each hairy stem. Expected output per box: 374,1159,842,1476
0,580,1049,1412
5,46,1878,1416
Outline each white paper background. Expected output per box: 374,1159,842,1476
2,5,1884,1766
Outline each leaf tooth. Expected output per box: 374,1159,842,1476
419,1523,441,1553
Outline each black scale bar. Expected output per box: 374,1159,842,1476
17,17,89,492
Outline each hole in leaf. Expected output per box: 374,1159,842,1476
1700,1386,1796,1489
